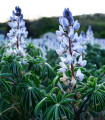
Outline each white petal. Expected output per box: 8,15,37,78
73,32,79,41
58,37,63,42
76,47,83,53
60,45,65,51
78,55,87,67
61,57,67,62
61,18,69,28
59,62,67,69
61,42,66,48
76,69,84,81
68,27,74,39
56,31,62,36
73,20,80,31
81,60,87,67
62,36,69,46
78,55,82,63
56,49,63,55
67,54,73,65
76,69,81,77
59,25,64,33
59,68,66,73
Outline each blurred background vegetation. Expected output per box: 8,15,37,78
0,13,105,38
46,43,105,71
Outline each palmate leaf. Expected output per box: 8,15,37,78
35,97,47,115
50,87,59,94
43,105,55,120
33,64,42,76
25,55,43,75
41,63,56,80
21,71,41,88
26,55,55,80
53,76,60,87
9,61,22,76
19,79,41,111
25,42,43,57
21,87,40,110
35,91,73,120
0,61,9,73
76,76,105,112
89,89,105,112
0,55,22,76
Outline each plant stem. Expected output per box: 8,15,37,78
68,36,75,78
17,19,20,49
73,94,91,120
17,37,19,49
78,94,91,113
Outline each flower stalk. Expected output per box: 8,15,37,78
7,6,28,56
56,8,87,89
68,37,75,78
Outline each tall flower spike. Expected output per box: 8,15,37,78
86,25,94,42
7,6,28,56
79,31,87,55
56,8,87,87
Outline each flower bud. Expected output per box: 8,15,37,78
73,20,80,31
71,77,76,86
69,27,74,39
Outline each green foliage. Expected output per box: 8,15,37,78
35,91,74,120
25,42,43,57
77,76,105,112
0,28,105,120
0,55,22,76
85,43,105,69
41,63,56,80
0,100,12,120
0,42,56,119
19,79,41,111
46,50,60,67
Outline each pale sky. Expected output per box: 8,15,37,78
0,0,105,23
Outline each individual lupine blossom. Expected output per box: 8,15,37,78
7,6,28,57
56,8,87,87
86,25,94,41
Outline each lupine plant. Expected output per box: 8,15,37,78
7,6,28,57
56,8,87,87
35,8,105,120
86,25,94,42
0,6,55,120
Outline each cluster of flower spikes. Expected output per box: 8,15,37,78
56,8,87,88
7,6,28,57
